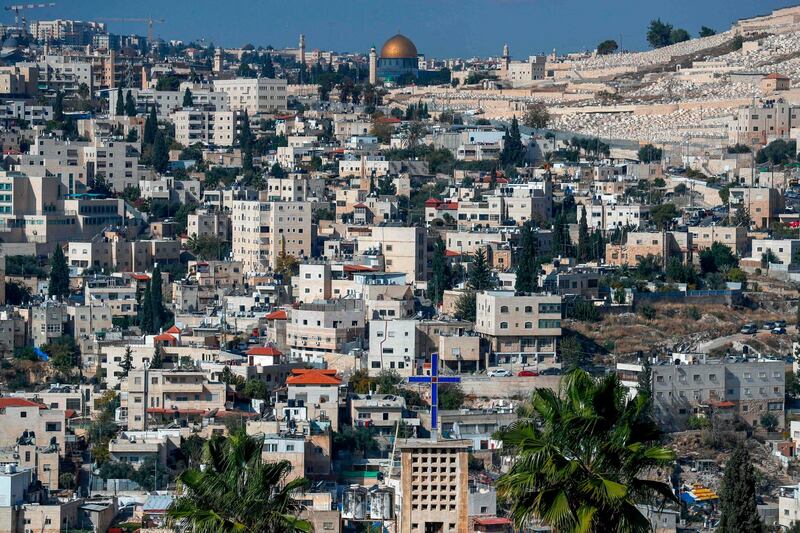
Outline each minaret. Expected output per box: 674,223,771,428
369,46,377,85
298,34,306,66
213,48,223,74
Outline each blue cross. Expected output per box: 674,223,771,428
408,353,460,434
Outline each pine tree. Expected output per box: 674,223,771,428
718,444,765,533
239,111,253,173
430,238,451,306
182,87,193,108
515,222,538,293
140,282,154,334
152,131,169,173
143,106,157,145
48,245,70,300
150,347,163,369
125,90,137,117
120,346,134,376
151,265,164,333
592,228,605,263
577,208,590,262
115,87,125,116
261,53,275,78
552,213,572,258
637,356,653,414
468,248,494,291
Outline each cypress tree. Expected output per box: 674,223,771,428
261,53,275,78
125,90,136,117
182,87,193,108
577,208,590,262
515,222,538,293
53,91,64,123
151,265,164,333
48,245,70,300
140,282,154,334
430,238,451,306
115,87,125,116
152,131,169,173
143,106,157,145
239,111,253,173
718,444,764,533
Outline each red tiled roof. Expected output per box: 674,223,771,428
265,310,288,320
438,201,458,210
154,333,176,342
353,203,368,208
765,73,789,79
424,198,441,207
286,369,342,386
248,346,282,356
445,250,461,257
165,325,181,334
375,117,401,124
344,264,376,273
131,274,150,281
146,408,206,415
0,398,46,409
714,401,736,408
65,409,77,418
474,517,511,526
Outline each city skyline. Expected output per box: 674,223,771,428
23,0,800,57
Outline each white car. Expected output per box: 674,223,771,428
488,369,512,377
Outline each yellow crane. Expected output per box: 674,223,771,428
97,17,164,46
4,3,55,27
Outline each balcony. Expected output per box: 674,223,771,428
163,381,203,393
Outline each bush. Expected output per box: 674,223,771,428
687,415,710,430
639,305,657,320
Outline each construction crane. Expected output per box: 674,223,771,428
97,17,164,46
4,3,55,27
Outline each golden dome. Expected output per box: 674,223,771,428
380,34,418,59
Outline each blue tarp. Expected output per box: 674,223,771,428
33,347,48,361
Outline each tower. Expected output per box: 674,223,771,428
298,34,306,66
502,43,510,77
213,48,223,74
369,46,377,85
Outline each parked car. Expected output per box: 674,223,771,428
740,324,757,334
774,320,787,328
762,322,775,330
488,369,512,378
539,368,563,376
772,326,786,335
518,370,539,377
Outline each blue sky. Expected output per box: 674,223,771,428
30,0,800,57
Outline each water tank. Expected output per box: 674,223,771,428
368,486,394,520
342,485,368,520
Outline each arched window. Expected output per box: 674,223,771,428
524,322,533,329
500,322,509,329
524,306,533,313
500,306,509,313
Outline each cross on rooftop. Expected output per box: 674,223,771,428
408,353,460,441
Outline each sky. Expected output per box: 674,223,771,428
29,0,800,58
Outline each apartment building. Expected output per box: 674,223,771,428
67,237,180,273
349,394,406,434
107,86,229,120
31,301,68,347
745,238,800,268
651,359,785,431
729,187,784,228
474,291,562,365
29,20,106,45
213,77,288,115
349,225,429,282
367,319,418,377
0,398,66,453
172,109,243,147
231,200,312,272
0,100,52,126
338,155,390,178
506,55,546,83
728,99,800,146
286,299,365,362
688,225,750,257
0,65,38,96
275,368,342,430
187,208,231,241
578,202,649,231
605,231,690,267
123,368,227,431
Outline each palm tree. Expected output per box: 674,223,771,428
496,370,677,532
168,430,311,532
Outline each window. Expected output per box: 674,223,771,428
499,322,508,329
500,306,509,313
46,422,61,432
524,322,532,328
19,411,26,418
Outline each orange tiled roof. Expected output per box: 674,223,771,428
286,369,341,386
248,346,282,356
0,398,46,409
265,310,288,320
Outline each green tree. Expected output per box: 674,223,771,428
559,336,586,372
429,237,452,306
718,444,765,533
53,90,64,122
647,19,674,48
454,290,477,322
496,370,676,531
670,28,691,44
270,162,286,179
48,245,70,300
638,357,653,414
699,242,738,274
153,131,169,173
182,87,194,108
150,347,164,369
500,117,525,167
637,143,663,163
577,208,590,261
522,103,549,129
139,282,154,334
167,430,311,532
760,413,778,432
242,379,269,400
515,222,538,292
468,248,494,291
125,90,137,117
699,26,716,37
439,383,465,410
596,39,619,55
143,106,157,145
650,203,679,230
115,87,125,116
150,265,165,333
120,346,134,377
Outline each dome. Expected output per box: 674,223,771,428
380,34,418,59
